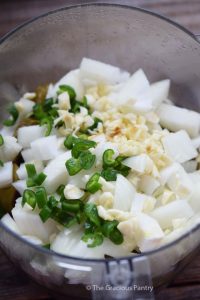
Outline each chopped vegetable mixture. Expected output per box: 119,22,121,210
1,58,200,258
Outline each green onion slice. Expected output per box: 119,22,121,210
40,117,53,136
22,189,36,209
79,151,96,170
25,164,47,187
103,149,116,168
62,200,82,213
64,134,77,149
35,187,47,209
101,168,118,181
65,157,82,176
25,164,37,178
85,173,102,194
81,232,104,248
3,105,19,127
56,184,65,196
43,98,54,111
84,203,101,227
39,205,52,222
58,85,76,100
34,173,47,186
88,117,102,131
71,140,96,158
0,134,4,146
47,196,58,209
102,220,124,245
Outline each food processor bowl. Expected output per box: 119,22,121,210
1,2,200,299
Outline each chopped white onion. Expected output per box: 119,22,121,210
0,162,13,188
17,125,45,148
151,200,194,230
162,130,197,163
157,103,200,138
0,136,22,162
43,151,71,194
113,174,135,211
31,135,62,161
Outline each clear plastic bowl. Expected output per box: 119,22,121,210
1,2,200,299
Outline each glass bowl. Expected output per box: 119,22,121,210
1,2,200,299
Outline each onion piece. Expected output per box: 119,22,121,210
0,162,13,188
0,136,22,162
43,151,71,194
151,200,194,229
161,130,197,163
17,125,45,149
12,201,57,243
157,103,200,138
113,174,135,211
30,135,62,161
80,58,128,86
1,213,21,234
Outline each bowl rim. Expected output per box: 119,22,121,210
0,1,200,264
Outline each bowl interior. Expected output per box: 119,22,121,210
0,3,200,115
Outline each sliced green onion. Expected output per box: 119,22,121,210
52,208,77,227
79,151,96,170
115,164,130,177
26,178,36,187
0,160,4,167
63,216,78,228
55,120,64,128
102,220,119,237
77,133,89,140
103,149,116,168
58,85,76,100
81,232,104,248
110,228,124,245
27,173,47,187
102,220,123,245
48,107,59,118
22,189,36,209
86,173,102,194
81,96,89,109
47,196,58,209
83,221,95,234
72,140,96,158
39,205,52,222
35,187,47,209
34,173,47,186
84,203,101,227
56,184,65,196
101,153,130,181
65,157,82,176
101,168,118,181
40,117,53,136
115,155,128,164
76,211,85,224
25,164,37,178
71,100,81,114
3,104,19,127
26,164,47,187
33,103,46,120
0,134,4,146
88,117,102,131
64,134,76,149
62,200,82,213
43,98,54,111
